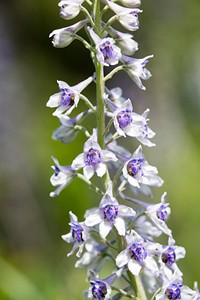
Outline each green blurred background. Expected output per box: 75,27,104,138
0,0,200,299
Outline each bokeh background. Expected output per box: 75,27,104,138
0,0,200,299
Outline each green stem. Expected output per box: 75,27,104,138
127,271,147,300
93,0,105,149
77,173,104,195
104,65,125,82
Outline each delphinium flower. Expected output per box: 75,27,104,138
72,129,117,180
116,230,159,276
46,76,93,116
122,145,163,188
50,156,76,197
47,0,199,299
62,211,90,257
85,182,136,238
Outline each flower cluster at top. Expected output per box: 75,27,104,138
47,0,199,299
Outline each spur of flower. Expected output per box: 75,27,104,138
50,156,76,197
122,145,163,188
84,182,136,238
110,98,155,147
122,54,153,90
62,211,90,257
58,0,84,20
104,0,142,31
46,76,93,116
72,129,117,180
88,27,121,66
116,230,159,276
49,19,87,48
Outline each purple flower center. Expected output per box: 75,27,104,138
129,242,147,262
156,204,168,221
70,223,84,243
117,109,133,129
53,166,60,176
162,247,176,267
85,148,101,168
165,283,182,300
100,40,115,62
103,205,118,223
91,280,107,300
60,88,75,107
127,158,144,177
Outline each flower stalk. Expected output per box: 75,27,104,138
46,0,199,299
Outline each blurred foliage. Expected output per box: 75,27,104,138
0,0,200,299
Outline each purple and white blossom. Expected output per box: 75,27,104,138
116,230,159,276
50,156,75,197
156,269,199,300
84,273,118,300
52,110,91,144
105,0,142,31
62,211,90,257
112,99,155,146
72,130,117,180
88,27,121,66
49,19,87,48
145,192,172,236
58,0,84,20
122,145,163,188
122,54,153,90
85,182,135,238
46,76,93,116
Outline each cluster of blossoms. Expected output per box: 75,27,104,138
47,0,199,299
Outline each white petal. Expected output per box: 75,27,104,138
83,165,95,180
99,220,112,239
46,92,60,108
114,217,126,236
128,259,142,275
96,163,107,177
118,205,136,217
101,150,117,162
116,250,129,267
62,233,73,243
85,212,102,227
71,153,85,170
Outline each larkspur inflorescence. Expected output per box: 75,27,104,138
47,0,199,299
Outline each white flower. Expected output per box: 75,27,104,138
122,145,163,188
116,230,159,276
49,19,87,48
109,27,138,55
75,239,107,268
58,0,84,20
84,182,135,238
46,76,93,116
72,129,117,180
62,211,90,257
145,192,172,236
122,54,153,90
52,110,91,144
88,27,121,66
156,269,199,300
157,237,186,271
112,99,155,147
105,0,142,31
50,156,75,197
107,87,126,106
